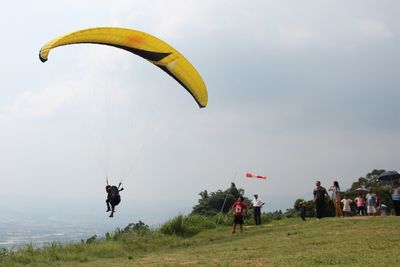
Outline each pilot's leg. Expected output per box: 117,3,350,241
106,199,111,212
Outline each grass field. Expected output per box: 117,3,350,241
1,216,399,266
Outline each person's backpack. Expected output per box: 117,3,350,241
109,186,121,205
110,186,119,198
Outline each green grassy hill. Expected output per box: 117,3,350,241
2,216,399,266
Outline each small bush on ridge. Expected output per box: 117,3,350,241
160,215,202,237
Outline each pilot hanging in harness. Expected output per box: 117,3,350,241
105,179,124,218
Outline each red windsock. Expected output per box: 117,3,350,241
246,172,267,179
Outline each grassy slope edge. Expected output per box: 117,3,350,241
2,216,400,266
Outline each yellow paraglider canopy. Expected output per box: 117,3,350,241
39,27,208,108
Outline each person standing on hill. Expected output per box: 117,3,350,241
366,189,377,216
251,194,265,225
392,182,400,216
313,181,329,219
329,181,342,217
375,193,382,216
341,195,353,217
231,196,247,234
354,194,366,216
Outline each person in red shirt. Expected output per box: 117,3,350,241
231,196,247,234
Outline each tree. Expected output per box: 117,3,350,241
199,190,208,200
344,169,392,210
192,183,249,216
349,169,386,190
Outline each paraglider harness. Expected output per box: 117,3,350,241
107,184,122,206
106,178,124,217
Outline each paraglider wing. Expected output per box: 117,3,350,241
39,27,208,108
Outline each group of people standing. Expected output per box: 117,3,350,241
227,179,400,233
313,180,400,219
341,190,381,217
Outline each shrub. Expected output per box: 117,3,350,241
214,213,233,226
260,213,271,223
121,221,150,236
85,235,97,244
185,214,217,230
0,247,12,258
107,221,151,241
160,215,200,237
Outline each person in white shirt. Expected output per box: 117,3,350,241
365,189,377,216
251,194,265,225
341,195,353,217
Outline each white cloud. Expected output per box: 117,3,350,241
1,42,141,121
275,25,316,49
1,77,130,120
351,18,394,38
2,84,81,119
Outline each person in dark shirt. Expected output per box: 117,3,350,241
106,184,124,218
313,181,329,219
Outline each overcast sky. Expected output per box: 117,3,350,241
1,0,399,225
